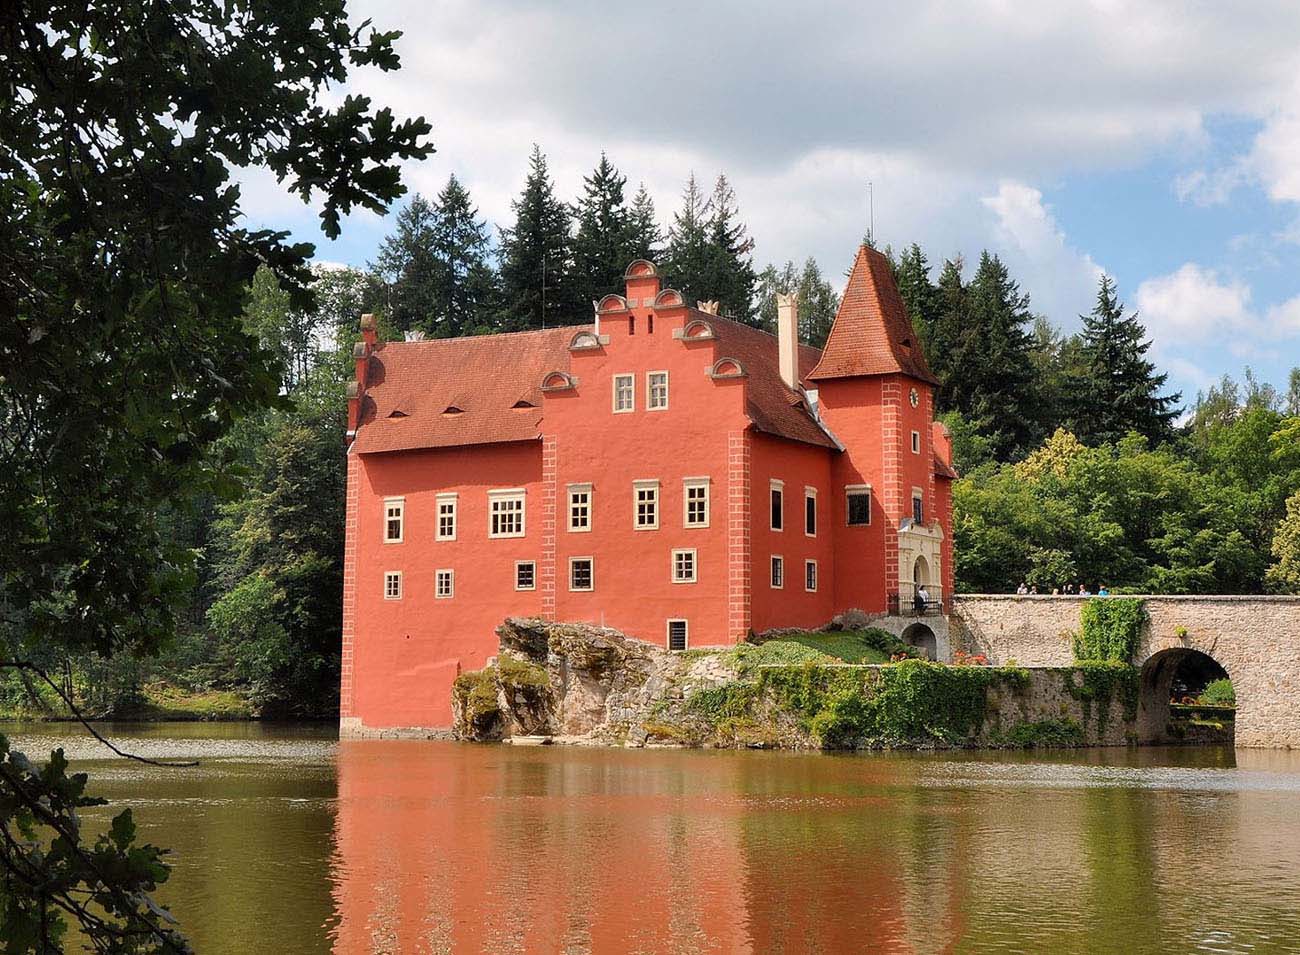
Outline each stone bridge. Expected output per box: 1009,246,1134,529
947,595,1300,748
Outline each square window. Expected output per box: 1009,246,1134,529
672,548,697,583
435,569,454,599
683,479,710,528
770,480,784,531
634,480,659,530
667,619,688,652
383,498,404,543
383,571,402,600
805,560,818,593
570,557,594,592
805,488,817,537
770,555,784,589
647,371,669,410
613,374,635,413
515,561,536,591
568,484,592,532
489,490,526,538
436,493,457,541
847,487,872,526
911,430,921,454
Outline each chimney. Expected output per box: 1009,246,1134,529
776,293,799,391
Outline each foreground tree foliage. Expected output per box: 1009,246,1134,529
0,0,430,948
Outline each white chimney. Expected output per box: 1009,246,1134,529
776,292,799,390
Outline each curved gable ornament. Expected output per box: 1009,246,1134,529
654,288,684,308
623,259,659,279
596,293,628,313
676,318,716,341
569,330,602,351
709,357,747,380
540,370,577,392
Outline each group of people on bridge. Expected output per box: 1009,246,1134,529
1016,582,1111,596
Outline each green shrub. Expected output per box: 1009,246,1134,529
1073,597,1145,662
997,718,1084,748
1199,678,1236,706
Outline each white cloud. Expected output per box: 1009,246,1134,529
1134,264,1255,345
1265,295,1300,336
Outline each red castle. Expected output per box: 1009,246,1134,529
341,245,956,733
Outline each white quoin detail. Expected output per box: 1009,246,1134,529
776,292,799,390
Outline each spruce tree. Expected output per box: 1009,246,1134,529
700,173,758,322
372,194,441,334
629,183,664,263
893,244,939,359
498,145,579,330
663,173,712,305
754,261,799,335
571,153,638,306
929,257,969,411
431,174,499,337
1071,275,1181,444
754,258,838,345
959,252,1040,459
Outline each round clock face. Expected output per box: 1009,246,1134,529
909,388,919,408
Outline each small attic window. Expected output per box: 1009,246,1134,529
512,399,536,409
901,337,912,349
442,405,464,415
387,409,409,418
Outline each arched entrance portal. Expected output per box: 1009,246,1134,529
1138,647,1234,745
913,555,930,588
901,622,937,660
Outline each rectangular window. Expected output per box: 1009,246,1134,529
488,489,526,538
436,493,457,541
667,619,689,652
383,498,404,543
569,557,594,592
770,555,784,589
805,487,817,537
683,478,710,528
435,568,454,599
770,480,784,531
568,483,592,533
634,480,659,530
671,548,697,583
846,485,872,526
515,561,536,591
805,559,818,593
613,373,635,413
383,571,402,600
647,370,669,410
911,430,921,454
913,491,924,525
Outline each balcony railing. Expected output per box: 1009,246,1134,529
888,583,946,617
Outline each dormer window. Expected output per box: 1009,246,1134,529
443,405,463,415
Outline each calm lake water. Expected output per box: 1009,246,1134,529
7,723,1300,954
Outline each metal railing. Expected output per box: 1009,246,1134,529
887,583,945,617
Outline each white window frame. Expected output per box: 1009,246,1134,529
633,479,660,530
671,548,698,584
612,373,635,413
667,619,689,652
647,370,669,410
435,492,457,542
769,479,784,532
567,482,593,533
435,568,454,599
515,560,536,591
488,488,526,539
770,555,784,589
846,484,872,527
805,559,818,593
911,430,921,454
569,556,594,592
383,497,404,544
383,571,402,600
683,477,711,528
804,486,817,538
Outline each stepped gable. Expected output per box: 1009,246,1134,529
807,245,939,385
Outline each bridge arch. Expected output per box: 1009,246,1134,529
1136,647,1233,744
901,622,937,660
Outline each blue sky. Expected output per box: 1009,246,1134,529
239,1,1300,405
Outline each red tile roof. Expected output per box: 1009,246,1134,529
934,455,958,480
808,245,939,385
351,317,839,455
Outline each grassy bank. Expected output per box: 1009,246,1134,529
0,681,256,722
